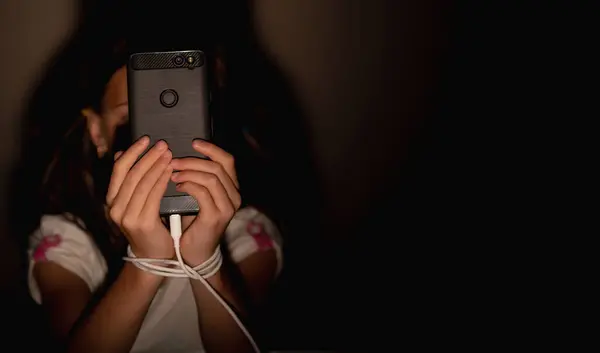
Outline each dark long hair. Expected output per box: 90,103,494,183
10,1,315,287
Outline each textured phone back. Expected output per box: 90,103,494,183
128,50,210,215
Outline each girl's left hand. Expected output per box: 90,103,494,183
170,140,242,267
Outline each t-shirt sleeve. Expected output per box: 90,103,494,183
224,207,283,277
27,215,108,304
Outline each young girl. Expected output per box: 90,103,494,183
14,4,283,353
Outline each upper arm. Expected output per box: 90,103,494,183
33,261,92,339
224,207,283,307
236,249,278,307
27,215,108,339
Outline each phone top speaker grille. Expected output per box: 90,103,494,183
130,51,204,70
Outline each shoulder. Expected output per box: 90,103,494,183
28,214,107,303
224,207,283,276
29,214,102,262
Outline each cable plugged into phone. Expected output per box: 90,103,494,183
123,214,259,353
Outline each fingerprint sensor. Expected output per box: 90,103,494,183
160,89,178,108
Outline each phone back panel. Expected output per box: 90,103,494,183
128,50,210,215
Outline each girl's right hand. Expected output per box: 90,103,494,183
106,136,174,259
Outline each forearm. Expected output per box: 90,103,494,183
190,268,255,353
68,263,163,353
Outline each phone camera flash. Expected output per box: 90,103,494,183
187,56,195,64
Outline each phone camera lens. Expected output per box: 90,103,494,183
173,55,184,67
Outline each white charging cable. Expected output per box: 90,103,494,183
123,214,259,353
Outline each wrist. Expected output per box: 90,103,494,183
192,267,225,287
124,262,166,286
180,238,218,267
182,249,217,268
131,246,175,260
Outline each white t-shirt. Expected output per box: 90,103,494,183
28,207,283,353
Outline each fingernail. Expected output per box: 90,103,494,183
162,150,172,159
192,139,205,147
175,183,183,190
156,140,167,150
171,172,179,181
139,136,150,145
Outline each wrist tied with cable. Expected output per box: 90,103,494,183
120,213,260,353
122,214,223,280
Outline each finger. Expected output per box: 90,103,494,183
191,140,238,187
172,170,234,214
123,150,172,219
110,140,169,212
170,157,240,206
114,151,124,161
140,164,173,220
106,136,149,205
176,182,219,220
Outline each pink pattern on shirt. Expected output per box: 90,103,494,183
33,234,62,261
246,221,273,251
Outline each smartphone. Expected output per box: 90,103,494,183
127,50,211,215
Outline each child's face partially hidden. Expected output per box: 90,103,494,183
83,65,129,158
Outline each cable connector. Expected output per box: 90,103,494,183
169,214,183,244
